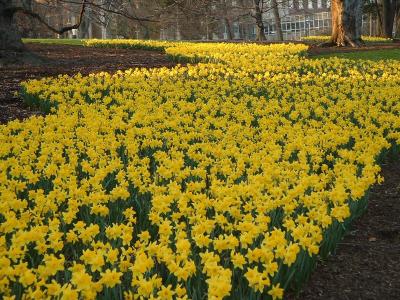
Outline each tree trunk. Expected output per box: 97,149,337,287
0,2,25,51
330,0,364,47
224,17,233,40
78,15,90,39
87,11,93,39
396,10,400,38
253,0,266,41
382,0,396,38
271,0,283,41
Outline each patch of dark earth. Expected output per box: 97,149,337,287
0,43,177,124
287,158,400,300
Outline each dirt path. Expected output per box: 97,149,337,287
0,43,176,124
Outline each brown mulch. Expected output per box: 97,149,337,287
1,42,399,299
0,43,176,124
288,158,400,300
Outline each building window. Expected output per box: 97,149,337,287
299,0,304,9
308,0,313,9
326,0,331,8
318,0,322,8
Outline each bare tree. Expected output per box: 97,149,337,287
252,0,267,40
168,0,288,41
1,0,87,50
378,0,399,38
217,0,234,40
271,0,283,41
396,4,400,37
0,0,157,52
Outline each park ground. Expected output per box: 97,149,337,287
0,41,399,299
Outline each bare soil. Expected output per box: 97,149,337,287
1,42,399,300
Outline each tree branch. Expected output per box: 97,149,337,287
9,0,87,35
55,0,159,23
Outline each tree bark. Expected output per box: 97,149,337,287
253,0,266,41
224,17,233,40
330,0,364,47
1,0,87,51
382,0,396,38
396,9,400,37
0,1,25,51
271,0,283,41
78,7,94,39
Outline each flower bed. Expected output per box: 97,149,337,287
1,41,400,299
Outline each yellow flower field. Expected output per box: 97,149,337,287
1,40,400,299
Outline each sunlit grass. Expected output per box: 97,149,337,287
23,38,85,46
302,35,393,43
315,49,400,61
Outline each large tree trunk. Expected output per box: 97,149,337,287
0,2,25,51
253,0,266,41
382,0,396,38
271,0,283,41
330,0,364,47
396,10,400,38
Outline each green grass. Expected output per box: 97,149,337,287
315,48,400,61
23,38,85,46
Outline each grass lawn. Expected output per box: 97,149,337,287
23,38,85,46
315,48,400,61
